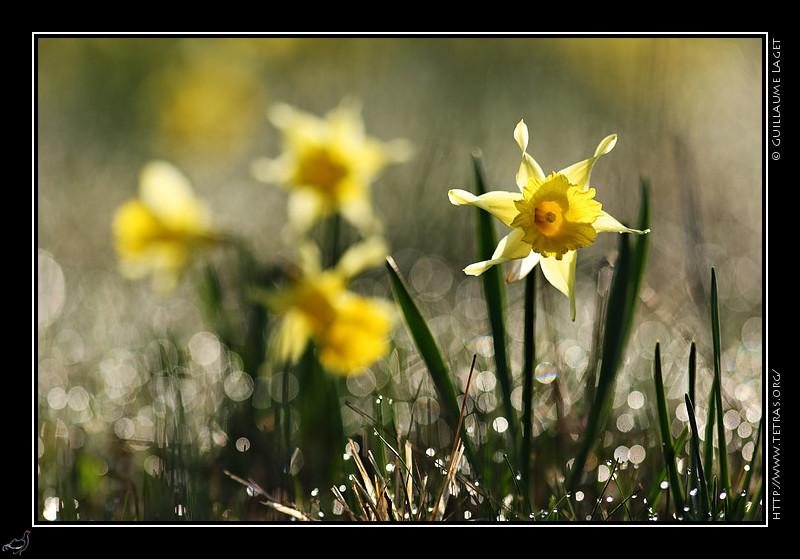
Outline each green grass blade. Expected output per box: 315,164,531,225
567,180,650,492
644,425,688,518
710,268,731,493
624,179,651,326
730,415,762,520
744,479,763,521
685,393,710,519
385,256,477,468
741,415,763,497
568,229,630,491
296,343,345,489
653,342,685,515
686,342,705,516
520,270,536,507
702,378,717,481
688,341,697,407
471,151,516,446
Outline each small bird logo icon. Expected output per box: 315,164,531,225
2,531,29,555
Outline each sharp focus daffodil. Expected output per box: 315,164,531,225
251,100,413,236
449,120,649,320
260,237,394,375
113,160,219,292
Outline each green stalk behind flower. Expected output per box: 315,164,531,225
471,151,517,456
566,180,650,492
385,257,480,473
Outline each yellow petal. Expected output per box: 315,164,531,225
491,227,532,260
287,189,329,234
139,160,211,232
268,102,316,133
513,119,529,152
317,296,393,375
335,236,389,280
540,251,577,321
506,250,541,283
593,134,618,158
250,155,288,184
593,211,651,234
271,310,314,366
558,134,617,190
448,188,522,228
338,194,383,236
112,200,161,255
464,228,531,276
464,260,497,277
112,199,190,290
514,119,545,189
296,241,324,277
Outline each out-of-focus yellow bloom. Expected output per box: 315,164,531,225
251,100,413,235
112,160,219,292
262,237,394,375
449,120,649,320
151,51,267,162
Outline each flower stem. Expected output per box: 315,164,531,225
324,212,342,269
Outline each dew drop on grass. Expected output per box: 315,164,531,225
535,362,557,384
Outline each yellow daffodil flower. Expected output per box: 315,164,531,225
449,120,649,320
112,160,219,292
251,100,413,236
261,237,394,375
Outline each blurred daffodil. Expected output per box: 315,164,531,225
251,100,413,236
113,160,219,292
449,120,649,320
259,237,394,375
151,50,267,162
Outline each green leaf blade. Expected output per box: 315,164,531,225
567,179,650,492
710,268,731,493
653,342,685,515
385,257,476,467
471,152,517,447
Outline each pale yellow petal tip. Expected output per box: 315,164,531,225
513,119,529,151
267,102,296,127
447,189,468,205
463,264,487,276
594,134,618,157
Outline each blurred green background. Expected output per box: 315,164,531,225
35,36,763,521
